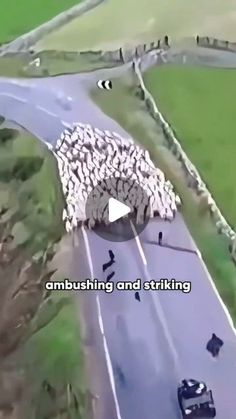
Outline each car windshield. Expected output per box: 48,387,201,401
182,391,213,409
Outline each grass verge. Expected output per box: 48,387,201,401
90,72,236,322
0,52,117,78
21,293,87,419
0,126,88,418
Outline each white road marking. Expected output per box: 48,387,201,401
8,80,36,87
97,297,105,335
45,141,53,150
196,248,202,259
0,92,27,103
36,105,58,118
131,223,180,373
81,226,123,419
130,220,147,266
81,226,94,278
62,120,72,128
0,94,60,122
187,229,236,334
96,296,123,419
200,260,236,334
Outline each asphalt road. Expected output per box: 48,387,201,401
77,215,236,419
0,63,131,146
1,44,236,144
1,47,236,419
76,225,180,419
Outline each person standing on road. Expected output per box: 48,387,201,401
158,231,163,246
135,291,141,302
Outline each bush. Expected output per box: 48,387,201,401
12,157,44,181
0,128,18,144
0,156,44,182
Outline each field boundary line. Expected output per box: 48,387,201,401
81,226,123,419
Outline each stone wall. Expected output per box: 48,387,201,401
2,39,167,66
43,41,165,64
0,0,104,56
57,40,167,65
45,42,161,64
197,36,236,53
133,57,236,246
79,42,162,63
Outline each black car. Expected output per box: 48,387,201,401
178,379,216,418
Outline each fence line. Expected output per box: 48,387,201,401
197,36,236,53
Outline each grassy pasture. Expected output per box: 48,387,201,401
35,0,236,52
144,65,236,228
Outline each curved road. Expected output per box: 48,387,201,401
1,45,236,419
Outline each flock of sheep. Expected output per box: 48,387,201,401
53,122,181,232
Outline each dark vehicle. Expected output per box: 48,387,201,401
178,379,216,418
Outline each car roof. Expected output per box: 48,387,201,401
182,390,214,409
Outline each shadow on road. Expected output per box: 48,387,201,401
145,240,198,256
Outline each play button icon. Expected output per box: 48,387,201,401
108,198,131,222
85,176,150,242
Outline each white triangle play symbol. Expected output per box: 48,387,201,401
108,197,131,223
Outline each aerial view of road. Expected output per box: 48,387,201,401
1,2,236,419
2,50,236,418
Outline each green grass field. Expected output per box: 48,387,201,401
0,0,81,44
143,65,236,228
90,72,236,323
35,0,236,52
